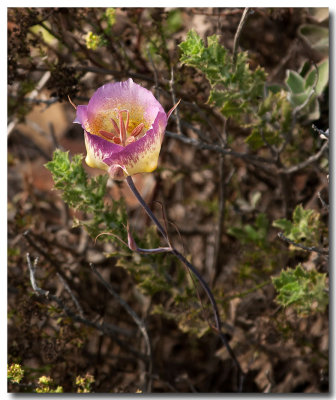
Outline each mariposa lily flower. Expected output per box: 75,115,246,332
73,78,179,180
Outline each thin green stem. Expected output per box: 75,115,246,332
126,175,245,391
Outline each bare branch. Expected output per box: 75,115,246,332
278,141,329,174
147,47,160,100
90,264,153,392
318,191,329,211
169,67,182,135
233,8,251,65
27,254,49,297
292,88,316,115
8,71,51,136
212,163,235,285
26,254,146,359
165,130,275,170
49,122,63,151
277,233,329,256
56,272,85,319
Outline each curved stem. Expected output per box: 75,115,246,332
126,176,245,391
126,176,168,241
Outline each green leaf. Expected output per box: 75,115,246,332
179,29,205,63
165,9,183,34
286,70,306,94
298,24,329,54
228,213,269,248
273,204,321,247
272,218,292,233
299,60,312,77
45,149,127,244
245,89,292,150
289,88,314,107
179,29,266,122
285,58,328,121
272,264,328,316
305,58,329,96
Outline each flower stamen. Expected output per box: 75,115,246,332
119,109,130,132
130,123,144,138
100,109,145,146
113,137,121,144
99,130,119,141
118,111,127,146
110,118,121,136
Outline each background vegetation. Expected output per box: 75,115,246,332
8,7,329,393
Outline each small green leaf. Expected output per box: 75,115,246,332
273,204,322,247
286,70,306,94
228,213,269,248
272,264,328,316
289,88,314,107
45,149,127,245
165,9,183,34
179,29,204,63
299,60,312,77
179,29,266,122
305,58,329,96
272,218,292,233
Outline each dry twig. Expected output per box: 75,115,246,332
277,232,329,256
232,8,251,65
90,263,153,393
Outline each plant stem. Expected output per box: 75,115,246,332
126,175,245,391
232,7,251,66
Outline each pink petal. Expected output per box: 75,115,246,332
87,79,165,132
73,105,88,126
84,131,124,171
